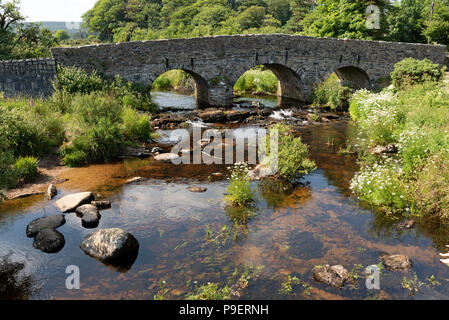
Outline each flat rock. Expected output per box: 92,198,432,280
198,110,226,123
33,229,65,253
380,254,412,271
80,228,139,263
55,192,95,213
188,187,207,193
76,204,101,228
91,201,112,210
312,264,349,288
46,184,57,200
151,147,165,154
154,153,180,162
126,177,144,184
26,214,66,238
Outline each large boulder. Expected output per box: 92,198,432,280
55,192,95,213
33,229,65,253
379,254,412,271
312,264,349,288
26,214,66,238
76,204,101,228
80,228,139,265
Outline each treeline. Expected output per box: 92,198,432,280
82,0,449,45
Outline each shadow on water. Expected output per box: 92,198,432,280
2,107,449,299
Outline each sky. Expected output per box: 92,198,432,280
20,0,97,22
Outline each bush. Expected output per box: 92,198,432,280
14,157,39,183
391,58,444,89
314,74,353,111
61,150,88,167
53,66,104,95
0,136,17,198
0,99,65,158
263,124,316,179
121,107,151,143
225,162,256,206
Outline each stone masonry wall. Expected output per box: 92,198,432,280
51,34,447,107
0,58,57,98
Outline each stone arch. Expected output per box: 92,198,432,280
333,66,370,90
151,68,209,109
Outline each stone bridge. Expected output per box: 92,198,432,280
48,34,445,107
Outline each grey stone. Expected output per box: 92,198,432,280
312,264,349,288
26,214,66,238
55,192,95,213
33,229,65,253
80,228,139,263
46,184,57,200
151,147,165,154
154,153,180,162
76,204,101,228
91,201,112,210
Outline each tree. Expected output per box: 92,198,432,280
423,0,449,45
300,0,390,40
386,0,427,43
0,0,23,32
54,29,70,42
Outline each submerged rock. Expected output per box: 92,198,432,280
76,204,101,228
46,184,57,200
312,264,349,288
80,228,139,270
91,201,112,210
188,187,207,193
379,254,412,271
396,219,416,230
26,214,66,238
55,192,95,213
33,229,65,253
154,153,180,162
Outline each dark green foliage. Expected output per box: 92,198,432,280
313,74,354,111
391,58,444,89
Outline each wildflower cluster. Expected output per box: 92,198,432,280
225,162,256,207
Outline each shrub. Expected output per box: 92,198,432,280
313,74,353,111
0,136,17,198
14,157,39,183
263,124,316,179
61,150,88,167
121,107,151,143
225,162,256,206
70,92,123,125
0,100,65,158
53,66,104,95
391,58,444,89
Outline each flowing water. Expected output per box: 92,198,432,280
2,94,449,300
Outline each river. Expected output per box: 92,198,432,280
0,92,448,300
